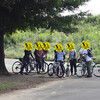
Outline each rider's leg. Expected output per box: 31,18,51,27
73,59,77,75
83,63,87,75
20,60,27,74
38,60,42,74
41,58,45,72
86,61,92,77
60,62,66,77
36,59,39,74
25,62,29,75
60,62,65,73
29,61,34,70
20,65,24,74
70,60,74,75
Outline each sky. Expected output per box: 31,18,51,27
61,0,100,16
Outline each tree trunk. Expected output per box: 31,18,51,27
0,32,9,75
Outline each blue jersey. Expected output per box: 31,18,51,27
69,49,76,58
56,51,65,61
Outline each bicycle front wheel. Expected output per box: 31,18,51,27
43,62,49,73
93,64,100,77
57,66,64,78
48,63,54,76
12,61,22,74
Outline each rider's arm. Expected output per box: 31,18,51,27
79,48,83,59
69,52,71,61
74,51,77,59
54,51,57,62
63,55,65,60
43,50,47,58
30,52,34,59
63,51,65,60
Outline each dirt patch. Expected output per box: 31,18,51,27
0,73,61,94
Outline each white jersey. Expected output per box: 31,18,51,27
80,48,92,62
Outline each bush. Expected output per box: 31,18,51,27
4,15,100,62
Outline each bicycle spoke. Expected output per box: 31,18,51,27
12,61,22,74
93,65,100,77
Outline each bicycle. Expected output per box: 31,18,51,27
12,58,36,75
65,59,71,77
48,60,65,78
92,58,100,77
12,57,49,75
77,58,100,77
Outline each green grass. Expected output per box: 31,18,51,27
4,15,100,63
0,83,13,91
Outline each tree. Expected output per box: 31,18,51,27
0,0,90,75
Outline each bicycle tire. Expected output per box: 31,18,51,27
48,63,54,76
66,67,70,77
12,61,22,74
93,64,100,77
42,62,49,74
76,64,84,77
57,65,64,78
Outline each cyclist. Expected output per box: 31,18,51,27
20,50,34,75
55,50,66,77
79,48,92,77
34,49,44,74
69,49,77,76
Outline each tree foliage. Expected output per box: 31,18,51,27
0,0,90,34
0,0,90,75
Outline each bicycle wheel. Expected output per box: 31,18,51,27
48,63,54,76
76,64,83,77
43,62,49,73
57,65,64,78
66,67,70,77
12,61,22,74
93,64,100,77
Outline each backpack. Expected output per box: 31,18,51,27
87,49,93,57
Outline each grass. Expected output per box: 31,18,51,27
0,82,13,91
4,15,100,63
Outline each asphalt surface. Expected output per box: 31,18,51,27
5,58,18,72
1,58,100,100
0,76,100,100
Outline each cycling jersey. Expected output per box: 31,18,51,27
23,50,33,62
69,49,76,59
34,49,44,60
56,51,65,61
80,48,92,62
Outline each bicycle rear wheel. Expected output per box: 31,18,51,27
76,64,83,77
48,63,54,76
42,62,49,74
12,61,22,74
93,64,100,77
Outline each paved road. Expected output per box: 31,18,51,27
5,58,18,72
2,58,100,100
0,76,100,100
